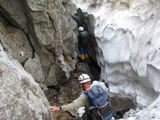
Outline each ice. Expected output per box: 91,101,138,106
72,0,160,119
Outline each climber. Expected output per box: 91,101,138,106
51,74,113,120
78,26,89,61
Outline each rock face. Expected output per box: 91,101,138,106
0,0,79,119
108,92,136,113
0,45,53,120
0,18,32,64
0,0,78,93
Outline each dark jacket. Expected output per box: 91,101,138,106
79,31,89,45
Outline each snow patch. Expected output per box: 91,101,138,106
73,0,160,119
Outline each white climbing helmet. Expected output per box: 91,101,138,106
78,74,91,83
78,26,84,32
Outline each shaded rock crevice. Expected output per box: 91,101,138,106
47,13,57,33
19,0,43,52
0,4,23,30
25,33,36,59
19,0,61,89
0,0,27,30
0,4,35,61
72,8,101,80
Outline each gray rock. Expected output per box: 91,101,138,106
0,44,53,120
0,0,27,30
76,62,92,76
0,18,32,64
0,0,79,100
24,53,45,83
62,0,77,16
45,64,57,86
108,92,136,113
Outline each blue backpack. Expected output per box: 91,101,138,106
79,31,89,45
84,85,113,120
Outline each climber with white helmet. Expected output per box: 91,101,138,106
78,26,89,61
51,74,91,111
78,73,91,91
79,26,84,32
51,74,113,120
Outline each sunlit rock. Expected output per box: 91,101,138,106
0,44,53,120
